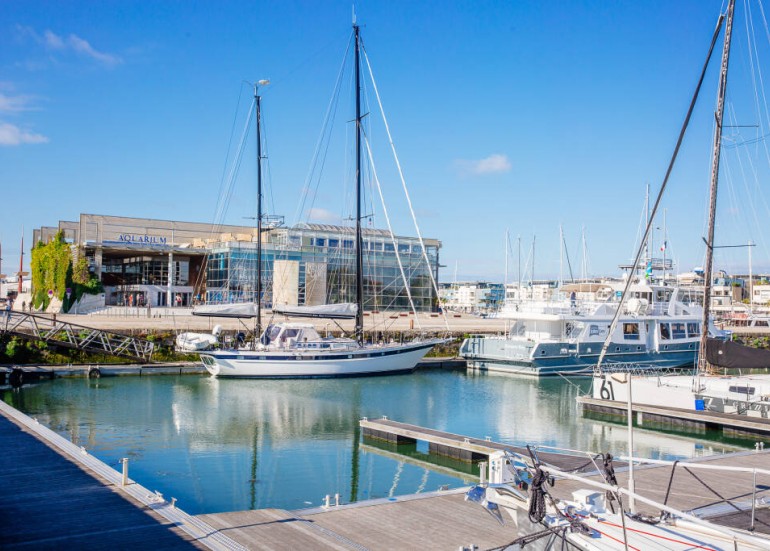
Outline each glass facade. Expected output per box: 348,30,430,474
102,256,190,286
205,225,440,311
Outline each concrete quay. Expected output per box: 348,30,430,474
58,309,509,335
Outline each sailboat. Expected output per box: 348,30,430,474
589,0,770,413
465,448,769,549
464,6,770,547
199,20,443,378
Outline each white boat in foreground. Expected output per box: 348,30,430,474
466,449,770,550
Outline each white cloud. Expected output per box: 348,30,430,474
66,34,122,66
0,122,48,146
17,26,122,67
44,30,65,49
307,208,342,224
454,153,512,176
0,93,34,113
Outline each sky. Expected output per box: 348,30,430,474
3,0,770,283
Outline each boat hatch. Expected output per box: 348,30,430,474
728,385,755,395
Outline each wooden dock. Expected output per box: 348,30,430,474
197,490,517,550
360,417,599,471
4,398,768,550
578,395,770,438
0,400,243,550
0,362,207,385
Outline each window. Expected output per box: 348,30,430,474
398,244,410,253
315,238,326,247
671,323,686,339
343,240,354,249
384,243,395,252
659,323,670,340
328,239,339,248
623,323,640,340
686,322,699,337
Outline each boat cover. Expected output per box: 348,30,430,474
273,303,358,319
706,337,770,369
192,302,258,318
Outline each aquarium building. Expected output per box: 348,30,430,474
33,214,441,311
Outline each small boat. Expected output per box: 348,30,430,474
198,19,442,378
176,325,221,352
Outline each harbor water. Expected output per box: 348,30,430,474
1,368,751,515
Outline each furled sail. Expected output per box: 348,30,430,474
273,303,357,319
705,337,770,369
192,302,258,318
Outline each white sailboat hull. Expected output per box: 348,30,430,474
200,340,439,378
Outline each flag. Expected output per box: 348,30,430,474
660,241,667,252
645,261,652,279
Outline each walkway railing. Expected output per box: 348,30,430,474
1,311,155,362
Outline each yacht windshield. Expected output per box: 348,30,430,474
261,325,281,345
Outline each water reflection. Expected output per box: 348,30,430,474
1,369,747,514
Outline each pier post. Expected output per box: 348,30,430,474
479,461,487,485
121,457,129,486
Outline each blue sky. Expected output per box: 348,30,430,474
3,0,770,282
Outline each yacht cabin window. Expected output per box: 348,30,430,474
659,323,670,340
623,323,640,340
262,325,281,344
686,322,699,337
671,322,686,339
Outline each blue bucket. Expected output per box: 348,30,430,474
694,399,705,411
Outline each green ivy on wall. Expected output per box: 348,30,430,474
31,230,103,312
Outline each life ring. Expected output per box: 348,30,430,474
9,369,24,387
88,367,101,379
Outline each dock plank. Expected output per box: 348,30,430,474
199,490,518,551
0,413,203,550
578,396,770,437
302,491,516,551
361,418,597,472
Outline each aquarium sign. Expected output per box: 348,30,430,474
117,234,168,245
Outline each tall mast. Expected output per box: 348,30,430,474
517,235,521,300
699,0,735,373
354,22,364,344
18,230,24,296
255,80,269,343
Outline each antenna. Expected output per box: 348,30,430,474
352,5,356,25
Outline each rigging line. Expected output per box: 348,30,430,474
262,31,348,93
725,109,770,259
597,10,726,370
294,32,353,226
362,131,422,330
751,0,770,131
362,44,449,332
259,107,277,220
212,101,255,232
211,82,250,234
749,2,770,219
562,231,575,283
